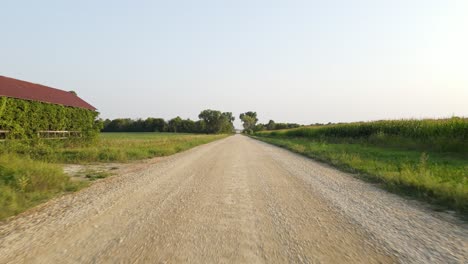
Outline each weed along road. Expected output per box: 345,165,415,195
0,135,467,263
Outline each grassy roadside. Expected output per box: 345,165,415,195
2,133,230,163
253,136,468,214
0,154,88,220
0,133,230,220
253,118,468,214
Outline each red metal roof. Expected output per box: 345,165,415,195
0,76,96,111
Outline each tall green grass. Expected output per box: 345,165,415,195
0,154,86,220
254,117,468,214
1,133,229,163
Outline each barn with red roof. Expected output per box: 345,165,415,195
0,76,100,139
0,76,96,111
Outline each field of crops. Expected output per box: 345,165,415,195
257,117,468,154
254,117,468,213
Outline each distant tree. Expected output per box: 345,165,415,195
288,123,301,129
239,111,258,133
220,112,235,133
132,119,145,132
153,118,168,132
198,110,220,133
168,116,183,133
102,118,167,132
179,119,195,133
101,109,235,134
198,109,235,134
102,118,133,132
254,123,265,132
143,118,156,132
266,120,276,130
266,122,301,130
103,119,112,129
144,118,167,132
194,120,206,133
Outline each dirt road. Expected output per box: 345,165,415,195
0,135,466,263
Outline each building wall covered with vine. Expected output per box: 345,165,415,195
0,96,100,140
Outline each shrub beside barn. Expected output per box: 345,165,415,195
0,76,100,140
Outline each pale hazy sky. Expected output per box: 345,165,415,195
1,0,467,128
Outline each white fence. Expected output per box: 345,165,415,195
37,131,82,139
0,130,82,140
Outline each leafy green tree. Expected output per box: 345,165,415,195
153,118,168,132
198,109,221,133
267,120,276,130
239,111,258,133
222,112,235,123
101,110,235,134
168,116,183,133
103,118,132,132
198,109,234,134
102,119,112,129
144,118,167,132
132,119,146,132
273,123,301,130
220,112,235,133
254,124,265,132
194,120,206,133
180,119,196,133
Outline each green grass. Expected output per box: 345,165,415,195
0,154,87,220
254,118,468,214
2,132,229,163
53,133,229,163
0,132,229,220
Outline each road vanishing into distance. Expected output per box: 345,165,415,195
0,135,467,263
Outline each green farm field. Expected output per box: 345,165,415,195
2,132,229,164
48,132,228,163
254,118,468,214
0,133,228,220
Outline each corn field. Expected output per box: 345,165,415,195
257,117,468,153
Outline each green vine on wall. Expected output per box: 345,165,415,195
0,97,101,140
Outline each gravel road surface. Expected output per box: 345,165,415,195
0,135,466,263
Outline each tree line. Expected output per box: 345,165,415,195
102,110,303,134
239,111,301,134
102,109,235,134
